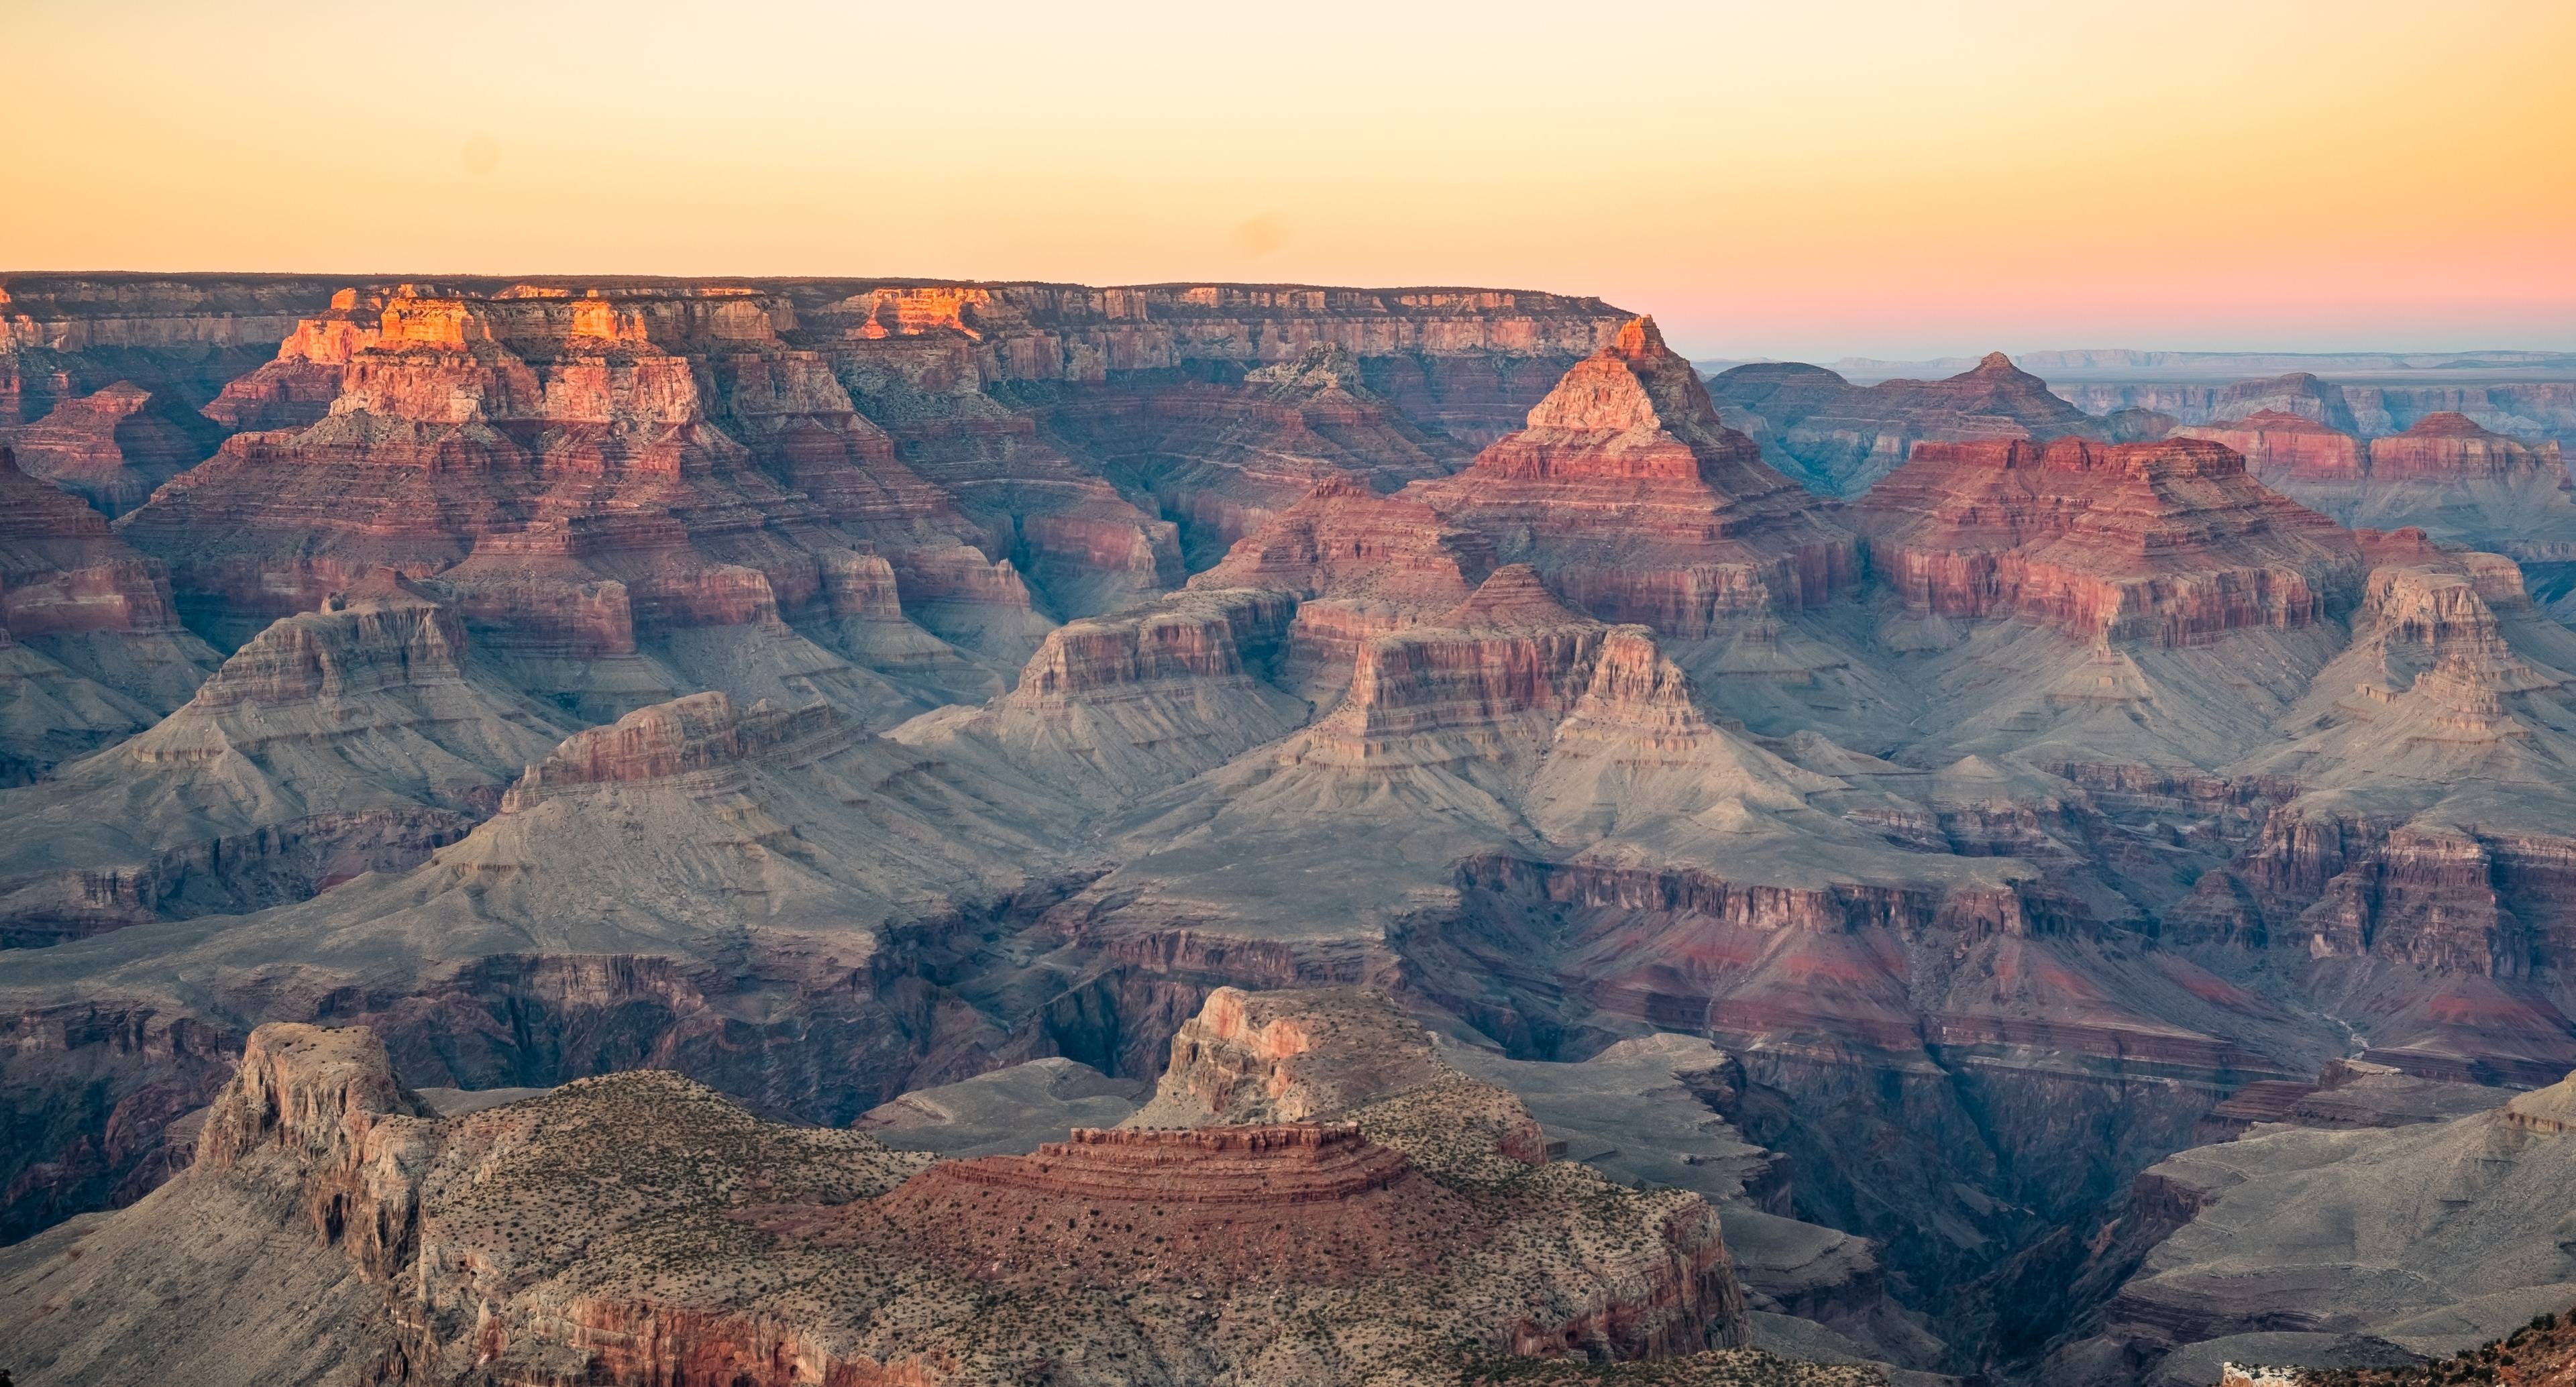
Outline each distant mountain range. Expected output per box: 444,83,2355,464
1695,347,2576,384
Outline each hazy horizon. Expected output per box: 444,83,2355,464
10,0,2572,364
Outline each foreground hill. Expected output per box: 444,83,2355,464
0,1009,1896,1386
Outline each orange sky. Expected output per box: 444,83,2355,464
7,0,2573,359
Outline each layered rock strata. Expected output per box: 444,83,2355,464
1705,351,2106,496
0,574,568,944
0,446,221,778
1855,437,2363,647
0,380,222,514
1407,319,1860,636
0,1021,1782,1385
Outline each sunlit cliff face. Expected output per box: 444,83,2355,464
7,0,2574,357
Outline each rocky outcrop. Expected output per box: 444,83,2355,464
1854,437,2365,645
0,446,221,778
1,380,222,514
2367,411,2566,482
0,575,568,943
1038,343,1470,567
1126,985,1479,1130
2174,410,2365,482
0,1022,1778,1386
111,285,1018,726
1407,319,1860,634
899,586,1307,805
2043,1070,2576,1386
1705,351,2107,496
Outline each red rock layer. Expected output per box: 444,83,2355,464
115,286,991,653
2367,410,2567,481
875,1123,1474,1293
2174,410,2365,482
1854,436,2365,645
1035,344,1468,565
1408,319,1860,635
1,381,220,515
1193,470,1498,604
0,447,191,642
502,690,830,805
1704,351,2108,496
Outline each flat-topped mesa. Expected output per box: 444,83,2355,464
2367,410,2566,481
1408,319,1861,633
1192,470,1499,604
3,380,220,515
500,690,827,806
1302,571,1615,769
1002,588,1296,704
1855,435,2366,645
2174,409,2365,482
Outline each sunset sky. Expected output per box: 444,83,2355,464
8,0,2573,359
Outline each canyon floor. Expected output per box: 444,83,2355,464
4,274,2576,1386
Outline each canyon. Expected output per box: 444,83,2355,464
3,272,2575,1386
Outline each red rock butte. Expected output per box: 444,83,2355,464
875,1121,1477,1289
1408,317,1860,633
1856,435,2364,645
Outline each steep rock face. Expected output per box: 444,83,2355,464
1705,351,2106,496
1038,344,1470,567
1125,985,1468,1130
2176,557,2576,1084
2366,412,2566,482
797,280,1627,447
0,1023,1786,1386
1408,319,1861,636
1,380,223,514
2206,372,2362,433
1854,437,2364,646
2218,412,2576,602
115,285,1010,723
1193,469,1497,605
2174,410,2366,482
2042,1070,2576,1387
0,447,221,778
0,575,569,944
898,586,1307,805
0,274,343,428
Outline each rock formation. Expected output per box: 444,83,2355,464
1407,319,1861,634
0,445,221,779
1705,351,2106,496
1039,343,1470,567
2041,1068,2576,1386
0,380,223,514
2174,410,2367,482
2174,411,2576,602
1856,437,2362,647
0,1020,1830,1386
0,574,569,944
